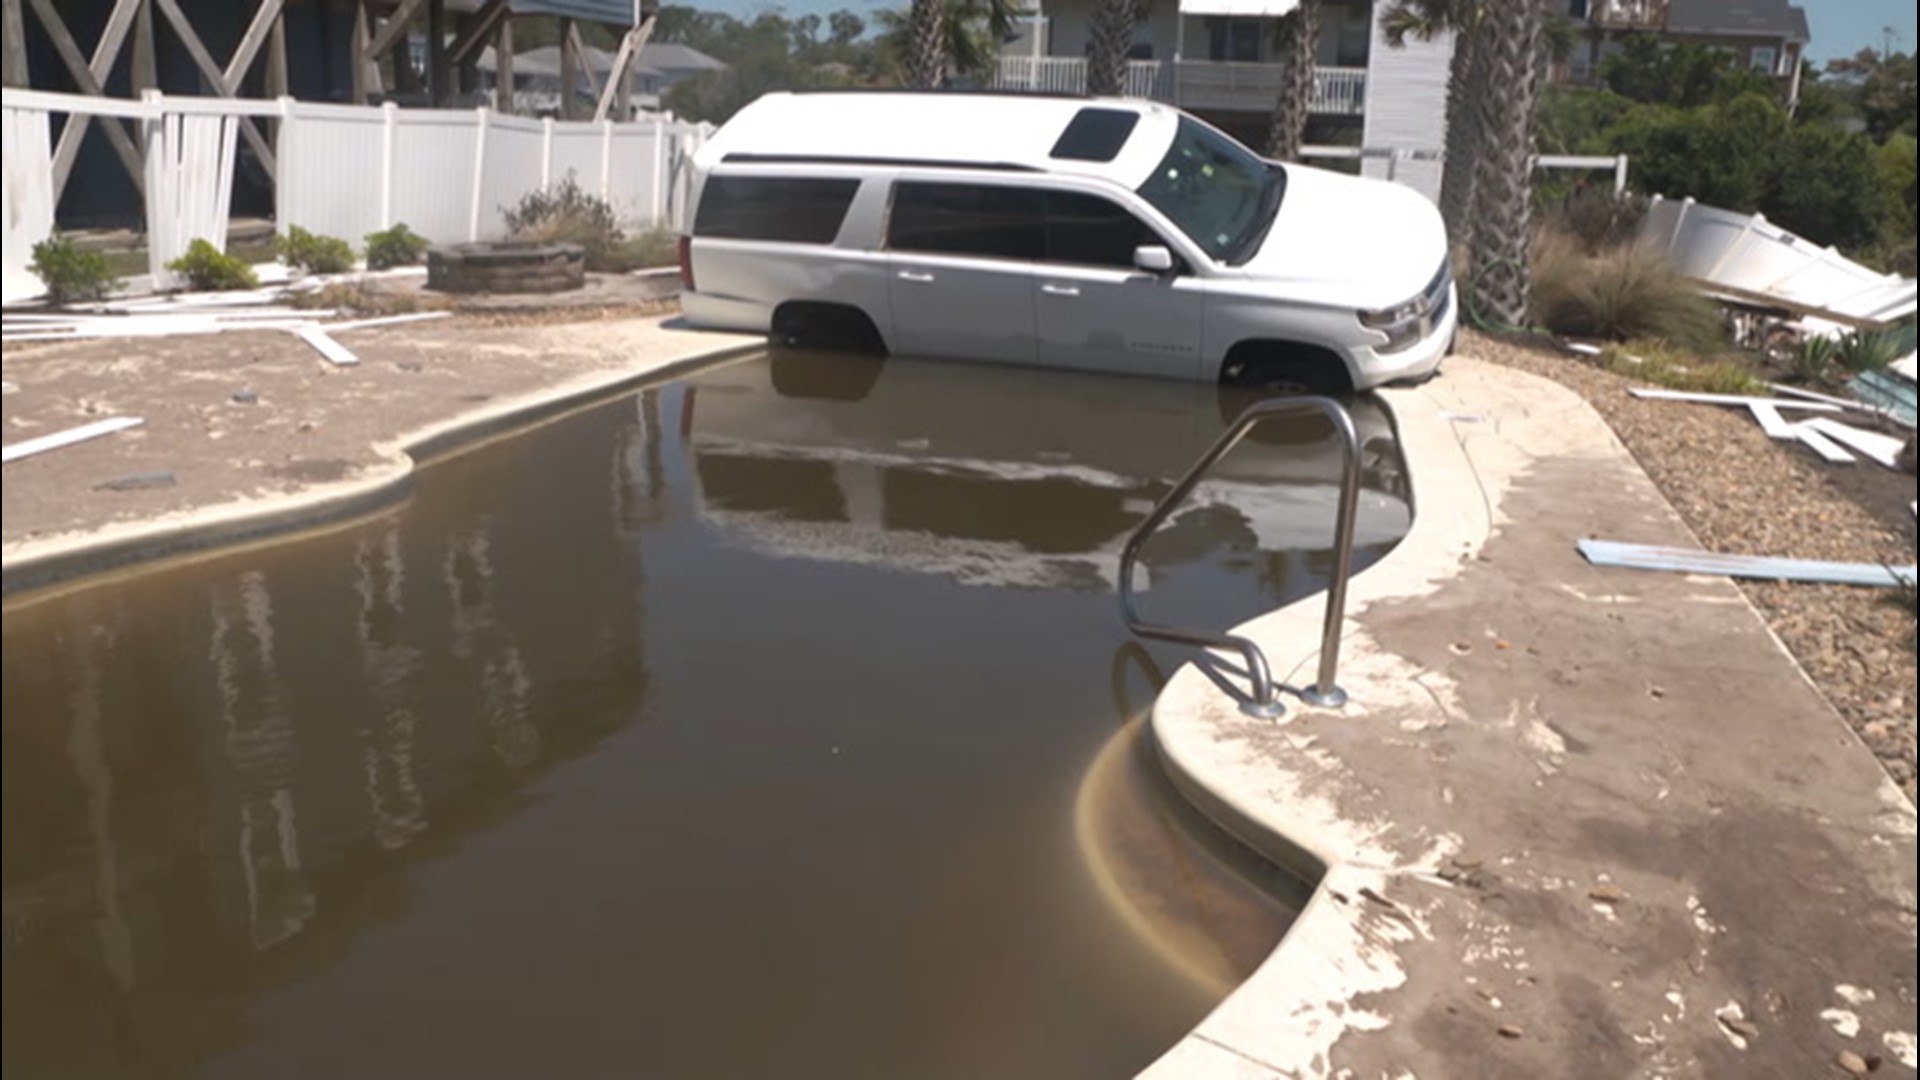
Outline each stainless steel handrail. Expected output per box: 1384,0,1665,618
1117,396,1363,718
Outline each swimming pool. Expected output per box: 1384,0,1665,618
1,351,1409,1078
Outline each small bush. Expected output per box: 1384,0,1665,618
1789,335,1840,387
593,225,679,272
285,281,437,315
502,175,624,268
1834,328,1902,375
1543,188,1649,252
1530,227,1723,349
1601,341,1768,396
364,223,430,270
274,225,356,274
29,233,116,305
167,239,260,291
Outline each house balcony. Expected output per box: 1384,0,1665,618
992,56,1368,116
1586,0,1669,30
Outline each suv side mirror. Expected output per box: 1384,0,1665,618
1133,245,1175,274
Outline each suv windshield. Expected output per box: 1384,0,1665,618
1136,118,1282,265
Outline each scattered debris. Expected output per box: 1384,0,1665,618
1,417,145,464
1578,539,1918,589
1588,883,1628,904
1802,418,1905,468
325,311,452,332
94,470,177,492
232,388,259,405
1627,388,1840,411
1715,1002,1760,1048
294,326,359,367
1496,1023,1524,1040
1836,1049,1871,1076
1790,422,1860,465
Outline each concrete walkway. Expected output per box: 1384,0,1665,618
1146,357,1918,1078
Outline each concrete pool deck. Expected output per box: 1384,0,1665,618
5,318,1915,1076
1147,358,1918,1078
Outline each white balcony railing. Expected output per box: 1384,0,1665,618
992,57,1366,116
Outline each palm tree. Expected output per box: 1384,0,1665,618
1265,0,1321,160
888,0,1019,87
1466,0,1543,326
1382,0,1485,247
906,0,949,88
1087,0,1149,96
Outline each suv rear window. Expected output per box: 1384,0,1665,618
695,176,861,243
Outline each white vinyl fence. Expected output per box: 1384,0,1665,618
1,87,712,303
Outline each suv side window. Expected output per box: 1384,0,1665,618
888,183,1044,260
1042,191,1166,269
695,176,861,243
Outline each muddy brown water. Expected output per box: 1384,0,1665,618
2,351,1409,1080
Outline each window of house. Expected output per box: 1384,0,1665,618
694,176,862,243
1207,18,1264,63
1042,191,1165,268
1750,45,1778,74
888,183,1044,260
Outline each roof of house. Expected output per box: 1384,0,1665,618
696,93,1186,188
1666,0,1811,43
440,0,635,25
476,42,723,79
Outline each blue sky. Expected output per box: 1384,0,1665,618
1800,0,1917,64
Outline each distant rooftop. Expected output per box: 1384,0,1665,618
1666,0,1811,43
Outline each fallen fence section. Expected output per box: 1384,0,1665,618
1578,539,1917,589
2,416,145,464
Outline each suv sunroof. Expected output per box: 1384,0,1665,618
1049,108,1140,163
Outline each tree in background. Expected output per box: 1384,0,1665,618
1087,0,1149,97
659,8,880,123
1466,0,1544,326
1265,0,1320,160
876,0,1019,87
1824,47,1917,140
906,0,950,87
1382,0,1487,246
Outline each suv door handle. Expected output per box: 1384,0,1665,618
897,270,936,283
1040,283,1080,297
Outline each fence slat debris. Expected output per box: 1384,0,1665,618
1,416,145,464
1788,422,1859,464
1802,417,1906,468
1577,539,1916,588
294,325,358,366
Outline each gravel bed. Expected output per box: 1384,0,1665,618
1463,329,1918,799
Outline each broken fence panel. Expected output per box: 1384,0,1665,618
1,416,145,464
1789,422,1858,464
325,311,452,332
1747,402,1796,439
294,325,359,366
1578,539,1916,588
1801,417,1905,468
1628,388,1840,411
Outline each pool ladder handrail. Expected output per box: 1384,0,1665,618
1117,395,1361,719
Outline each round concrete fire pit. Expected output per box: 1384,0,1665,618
427,241,586,294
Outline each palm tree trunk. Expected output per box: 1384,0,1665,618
1087,0,1147,96
906,0,949,89
1438,19,1483,248
1266,0,1320,161
1466,0,1540,326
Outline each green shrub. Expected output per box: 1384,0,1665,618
274,225,356,274
363,223,431,270
1835,328,1902,374
1601,340,1768,395
593,225,679,272
1789,335,1840,387
502,176,624,268
1529,227,1724,349
167,239,260,291
29,233,116,305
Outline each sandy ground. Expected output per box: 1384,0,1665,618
1469,329,1919,799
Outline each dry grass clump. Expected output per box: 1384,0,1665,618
1529,225,1724,350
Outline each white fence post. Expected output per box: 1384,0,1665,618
650,115,665,226
470,104,490,242
541,117,554,189
599,118,613,200
379,101,398,229
141,89,168,285
1615,154,1629,196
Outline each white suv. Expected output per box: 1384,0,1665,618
678,91,1455,394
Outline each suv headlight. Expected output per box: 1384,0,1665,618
1358,262,1451,354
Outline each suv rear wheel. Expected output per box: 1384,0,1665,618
770,302,888,355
